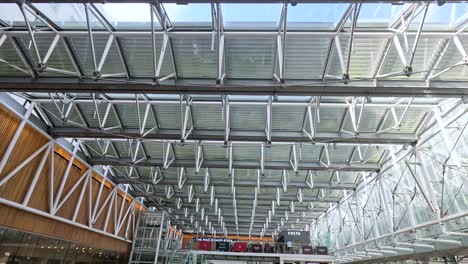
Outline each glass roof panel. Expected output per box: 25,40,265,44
287,3,349,30
33,3,105,29
0,4,27,27
410,3,468,30
0,4,45,27
164,3,211,28
426,3,468,29
94,3,155,30
222,3,282,30
356,3,409,28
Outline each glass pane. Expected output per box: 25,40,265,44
164,3,211,27
0,4,25,26
33,3,105,29
426,3,468,29
222,4,282,29
95,3,156,30
410,3,468,30
357,3,409,27
288,4,349,30
0,3,44,27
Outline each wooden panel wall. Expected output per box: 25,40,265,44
0,105,145,254
0,204,130,253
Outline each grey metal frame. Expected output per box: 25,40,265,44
1,1,468,259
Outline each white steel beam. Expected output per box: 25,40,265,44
0,101,36,175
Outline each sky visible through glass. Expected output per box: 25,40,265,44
0,2,467,30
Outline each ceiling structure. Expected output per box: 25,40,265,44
1,0,468,262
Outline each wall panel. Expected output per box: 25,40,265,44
0,204,130,253
0,103,145,254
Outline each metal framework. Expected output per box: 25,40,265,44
10,90,435,236
311,101,468,263
1,1,468,97
0,1,468,261
0,94,145,242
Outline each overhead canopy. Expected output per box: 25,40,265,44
0,0,468,240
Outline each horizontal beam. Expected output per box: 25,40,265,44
3,30,466,38
1,0,465,3
160,200,325,209
54,128,417,145
171,211,317,219
93,158,380,172
164,205,326,213
1,78,468,98
136,192,339,202
116,177,356,190
31,97,436,108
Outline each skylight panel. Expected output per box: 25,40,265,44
409,3,468,30
0,3,45,27
356,3,409,28
222,3,282,30
94,3,155,30
287,3,348,30
33,3,105,30
164,3,212,28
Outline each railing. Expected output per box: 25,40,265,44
189,240,329,255
164,238,183,263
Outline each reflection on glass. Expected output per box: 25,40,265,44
94,3,156,30
415,3,468,30
287,4,349,30
0,4,27,27
0,227,124,264
222,4,282,29
33,3,105,29
164,4,211,28
0,4,45,27
357,3,409,27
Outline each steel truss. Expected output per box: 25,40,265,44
0,94,145,242
18,91,431,236
1,0,468,240
1,1,468,97
311,100,468,263
10,89,448,237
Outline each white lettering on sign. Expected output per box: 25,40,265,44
287,231,301,236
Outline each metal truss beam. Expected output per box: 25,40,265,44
92,158,379,172
51,128,416,145
3,0,468,3
0,94,144,242
176,217,311,225
170,208,323,217
30,96,436,107
315,101,468,263
2,77,468,98
116,177,356,190
171,204,326,213
135,192,340,202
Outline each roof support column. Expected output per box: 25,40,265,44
214,3,225,84
274,3,288,83
151,0,176,83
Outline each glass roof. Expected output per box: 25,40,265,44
94,3,155,30
222,3,282,30
0,4,27,27
287,4,349,30
0,3,45,27
164,3,212,28
1,0,468,241
356,3,409,28
1,2,467,31
34,3,105,29
409,3,468,30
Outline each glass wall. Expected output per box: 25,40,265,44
0,227,126,264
